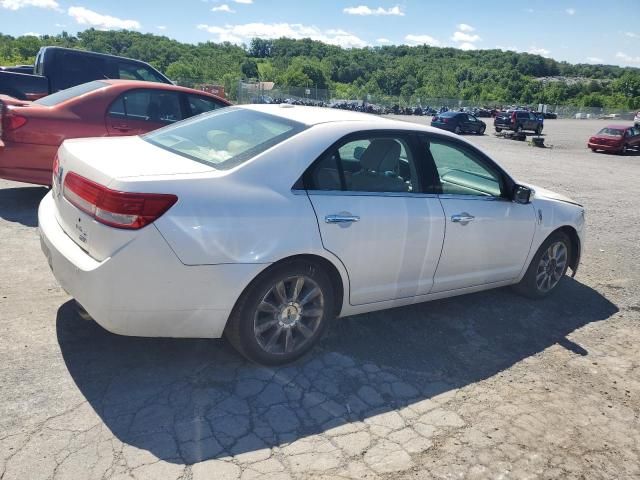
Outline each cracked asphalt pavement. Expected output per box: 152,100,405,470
1,119,639,479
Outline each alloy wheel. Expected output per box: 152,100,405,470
535,241,568,293
253,275,325,355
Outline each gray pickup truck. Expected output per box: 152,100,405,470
0,46,171,100
494,110,544,135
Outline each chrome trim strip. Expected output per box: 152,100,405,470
304,190,439,199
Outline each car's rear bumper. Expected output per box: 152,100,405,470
38,191,266,338
0,140,56,185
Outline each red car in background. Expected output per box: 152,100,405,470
0,80,230,185
588,125,640,155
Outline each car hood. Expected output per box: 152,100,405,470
524,183,583,207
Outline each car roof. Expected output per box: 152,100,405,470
101,80,229,103
240,104,429,128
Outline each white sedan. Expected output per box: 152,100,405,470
39,105,585,364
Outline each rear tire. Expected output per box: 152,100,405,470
225,260,335,365
454,126,462,135
478,125,486,135
620,144,629,155
495,127,502,133
535,126,543,135
516,125,523,133
513,231,571,299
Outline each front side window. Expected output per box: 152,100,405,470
108,90,182,123
306,135,418,193
144,107,306,170
428,138,503,197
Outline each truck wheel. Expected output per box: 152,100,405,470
495,127,502,133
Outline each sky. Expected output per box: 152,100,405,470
1,0,639,67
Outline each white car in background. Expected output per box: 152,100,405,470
39,105,586,364
634,111,640,127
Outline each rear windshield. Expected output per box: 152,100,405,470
143,107,307,170
597,128,623,137
34,81,108,106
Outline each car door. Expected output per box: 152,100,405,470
467,114,481,132
105,89,184,136
304,132,445,305
421,135,537,293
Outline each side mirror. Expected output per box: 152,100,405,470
513,185,533,204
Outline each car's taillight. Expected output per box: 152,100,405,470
2,111,27,131
63,172,178,230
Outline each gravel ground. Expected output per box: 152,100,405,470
0,118,638,480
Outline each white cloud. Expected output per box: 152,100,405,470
457,23,474,32
212,3,235,12
404,34,441,46
458,42,477,51
0,0,58,10
616,51,640,65
22,31,41,36
68,6,140,30
586,56,603,63
451,31,481,43
233,0,252,3
565,8,575,15
54,22,65,27
625,32,638,38
528,46,550,57
343,5,404,16
524,8,534,13
156,25,167,30
197,23,367,48
376,37,391,44
496,45,517,51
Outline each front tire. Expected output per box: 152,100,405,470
225,260,335,365
495,127,502,133
513,231,571,299
478,125,486,135
454,126,462,135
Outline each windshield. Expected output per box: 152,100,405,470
143,107,307,170
597,128,623,137
34,81,108,106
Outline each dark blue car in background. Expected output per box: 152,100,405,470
430,111,487,135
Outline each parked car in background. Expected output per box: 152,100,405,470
0,80,229,185
634,111,640,127
544,111,558,119
587,125,640,155
431,111,486,135
0,46,172,101
39,105,584,365
494,110,544,134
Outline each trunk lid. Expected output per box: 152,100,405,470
53,136,217,261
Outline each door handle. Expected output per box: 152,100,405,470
112,124,132,132
451,213,475,225
325,214,360,224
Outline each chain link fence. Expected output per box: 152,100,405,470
180,80,637,120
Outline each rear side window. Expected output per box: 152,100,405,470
144,107,306,170
52,52,108,91
108,90,182,123
118,62,167,83
306,135,418,193
34,81,108,106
